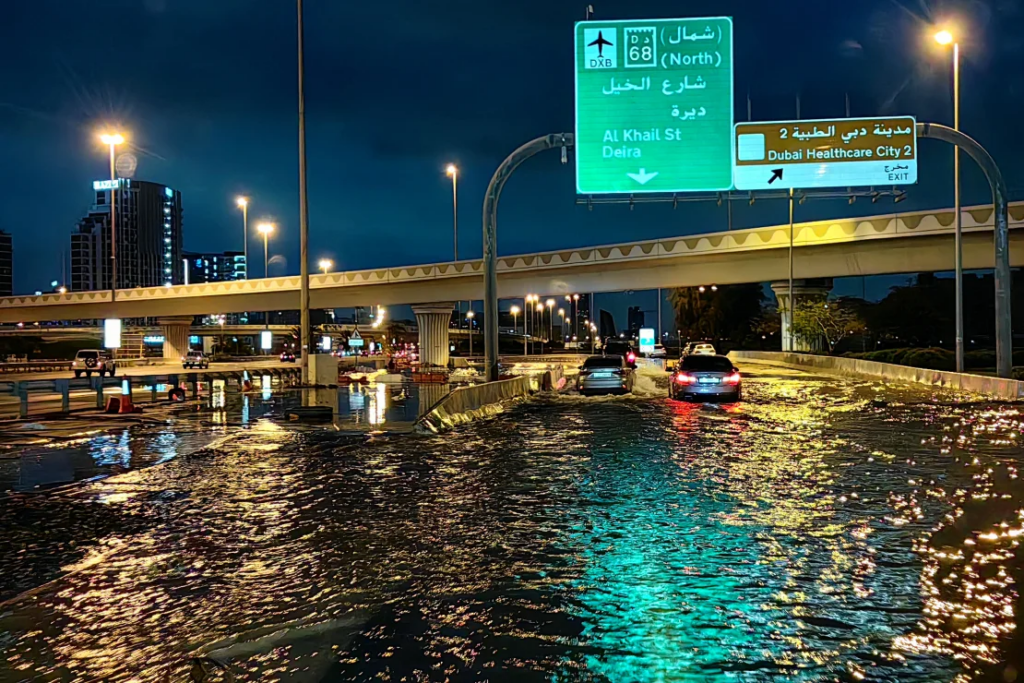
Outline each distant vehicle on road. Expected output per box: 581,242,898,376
280,351,296,363
669,354,741,402
603,339,637,368
649,344,667,358
577,355,635,396
182,351,210,370
682,342,716,357
72,349,117,378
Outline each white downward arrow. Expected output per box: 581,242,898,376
626,168,659,185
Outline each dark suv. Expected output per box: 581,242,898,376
602,340,637,368
72,349,117,378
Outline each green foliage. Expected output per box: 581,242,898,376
902,348,955,371
791,297,866,354
669,284,764,345
846,347,956,371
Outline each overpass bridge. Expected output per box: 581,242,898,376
2,201,1021,362
2,200,1021,324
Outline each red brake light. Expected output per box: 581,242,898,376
675,373,694,384
627,352,636,362
725,372,741,385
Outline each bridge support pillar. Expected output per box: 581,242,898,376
158,316,193,360
770,279,834,352
413,303,455,368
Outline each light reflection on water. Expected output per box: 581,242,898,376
0,367,1021,681
0,384,438,493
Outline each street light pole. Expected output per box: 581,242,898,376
482,133,573,381
447,165,459,261
949,38,963,372
257,223,274,278
297,0,311,385
546,299,555,347
100,133,124,299
467,310,475,356
537,302,545,355
788,187,795,352
510,305,521,356
935,29,963,372
236,197,249,279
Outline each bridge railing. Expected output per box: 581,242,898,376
0,366,302,419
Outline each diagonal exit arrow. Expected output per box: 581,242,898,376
768,168,784,185
626,168,659,185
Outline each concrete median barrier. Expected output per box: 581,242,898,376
417,376,533,432
729,350,1024,400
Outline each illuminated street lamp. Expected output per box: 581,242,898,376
545,299,555,342
536,301,545,354
934,26,964,372
572,293,581,338
510,305,524,356
525,294,537,353
99,132,125,299
466,309,475,355
558,307,566,340
236,197,249,278
256,222,275,278
446,164,459,261
318,258,333,274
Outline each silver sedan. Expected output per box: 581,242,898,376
577,355,636,396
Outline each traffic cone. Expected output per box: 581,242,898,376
118,379,134,414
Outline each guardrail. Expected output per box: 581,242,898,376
0,360,73,373
0,366,303,419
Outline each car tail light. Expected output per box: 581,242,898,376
72,361,77,367
674,373,694,384
724,372,741,385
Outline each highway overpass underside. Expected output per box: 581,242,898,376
2,229,1021,324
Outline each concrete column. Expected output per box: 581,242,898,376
413,302,455,368
770,279,833,352
158,316,193,360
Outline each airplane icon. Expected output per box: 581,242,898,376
587,31,613,56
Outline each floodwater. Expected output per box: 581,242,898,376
0,364,1022,682
0,381,444,493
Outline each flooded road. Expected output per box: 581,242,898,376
1,364,1022,681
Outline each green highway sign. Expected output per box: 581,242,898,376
574,17,734,195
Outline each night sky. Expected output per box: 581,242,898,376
2,0,1022,322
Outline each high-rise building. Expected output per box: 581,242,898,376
183,250,246,285
71,179,183,292
627,306,645,335
0,231,12,296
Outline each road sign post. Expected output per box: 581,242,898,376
575,17,734,194
733,117,917,191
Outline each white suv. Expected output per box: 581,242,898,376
72,349,117,378
182,351,210,369
682,342,717,357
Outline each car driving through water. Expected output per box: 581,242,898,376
576,355,636,396
669,354,742,402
